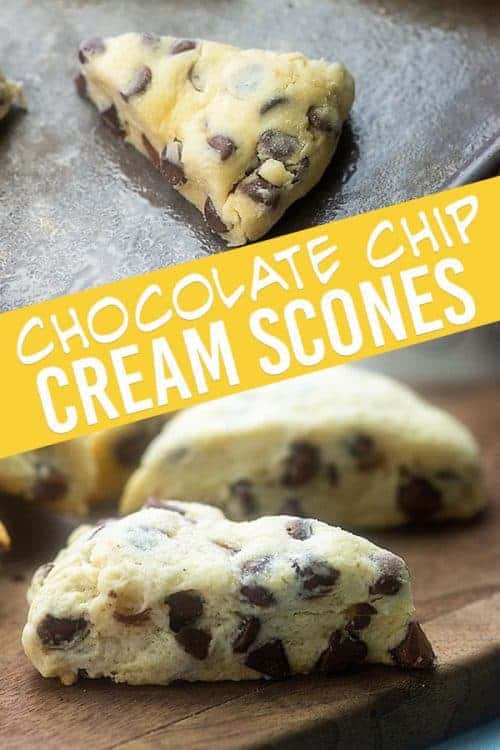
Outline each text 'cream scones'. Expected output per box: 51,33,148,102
76,32,354,245
89,415,170,504
23,502,434,686
0,439,96,516
121,367,484,527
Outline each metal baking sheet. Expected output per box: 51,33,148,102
1,0,499,312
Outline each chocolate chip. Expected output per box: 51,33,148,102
113,609,151,625
239,175,280,208
204,197,228,234
37,614,89,649
230,479,257,515
370,553,404,596
345,433,384,471
101,104,125,137
326,462,339,485
114,425,152,468
391,622,436,670
281,441,320,487
207,134,236,161
345,603,377,635
397,474,442,521
74,73,88,99
78,37,105,64
171,39,197,55
316,631,367,673
289,156,310,183
32,464,68,503
142,134,161,168
245,639,290,679
293,558,340,598
241,584,275,607
241,557,271,576
160,141,186,185
307,105,337,133
260,96,288,115
286,519,313,540
142,32,160,46
175,627,211,659
233,616,260,653
121,66,152,101
280,498,305,516
167,590,204,633
257,130,299,162
144,499,187,514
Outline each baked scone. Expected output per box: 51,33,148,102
89,416,170,504
76,32,354,245
0,70,26,121
0,521,10,551
23,502,434,686
121,368,484,527
0,439,96,516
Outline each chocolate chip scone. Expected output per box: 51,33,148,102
121,367,484,527
76,33,354,245
0,439,96,516
89,415,170,504
0,70,25,121
23,502,434,685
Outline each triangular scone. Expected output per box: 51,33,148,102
76,33,354,246
121,367,484,527
0,439,96,516
23,502,434,686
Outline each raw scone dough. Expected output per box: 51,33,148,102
0,71,25,121
121,367,484,527
0,440,96,516
89,415,170,504
76,33,354,245
23,502,435,686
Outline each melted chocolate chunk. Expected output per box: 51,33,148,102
289,156,310,183
257,129,299,162
245,639,290,679
204,197,228,234
241,584,276,607
233,616,261,653
316,631,368,673
175,627,211,659
37,614,89,649
121,66,152,101
370,553,404,596
281,441,320,487
241,557,271,576
114,425,152,468
260,96,288,115
391,621,435,670
78,37,106,64
239,175,280,208
74,73,88,99
101,105,125,137
142,134,161,168
113,609,151,625
293,558,340,598
397,474,442,521
307,105,337,133
167,590,204,633
32,464,68,503
171,39,197,55
345,433,384,471
286,519,313,541
159,142,187,185
326,462,340,485
143,499,187,514
345,603,377,635
280,498,305,516
230,479,257,515
207,134,236,161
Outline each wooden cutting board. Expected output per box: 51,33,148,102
1,382,499,750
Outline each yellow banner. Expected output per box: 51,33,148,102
1,178,499,458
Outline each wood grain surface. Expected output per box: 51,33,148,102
1,383,499,750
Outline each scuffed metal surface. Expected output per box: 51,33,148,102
0,0,498,311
